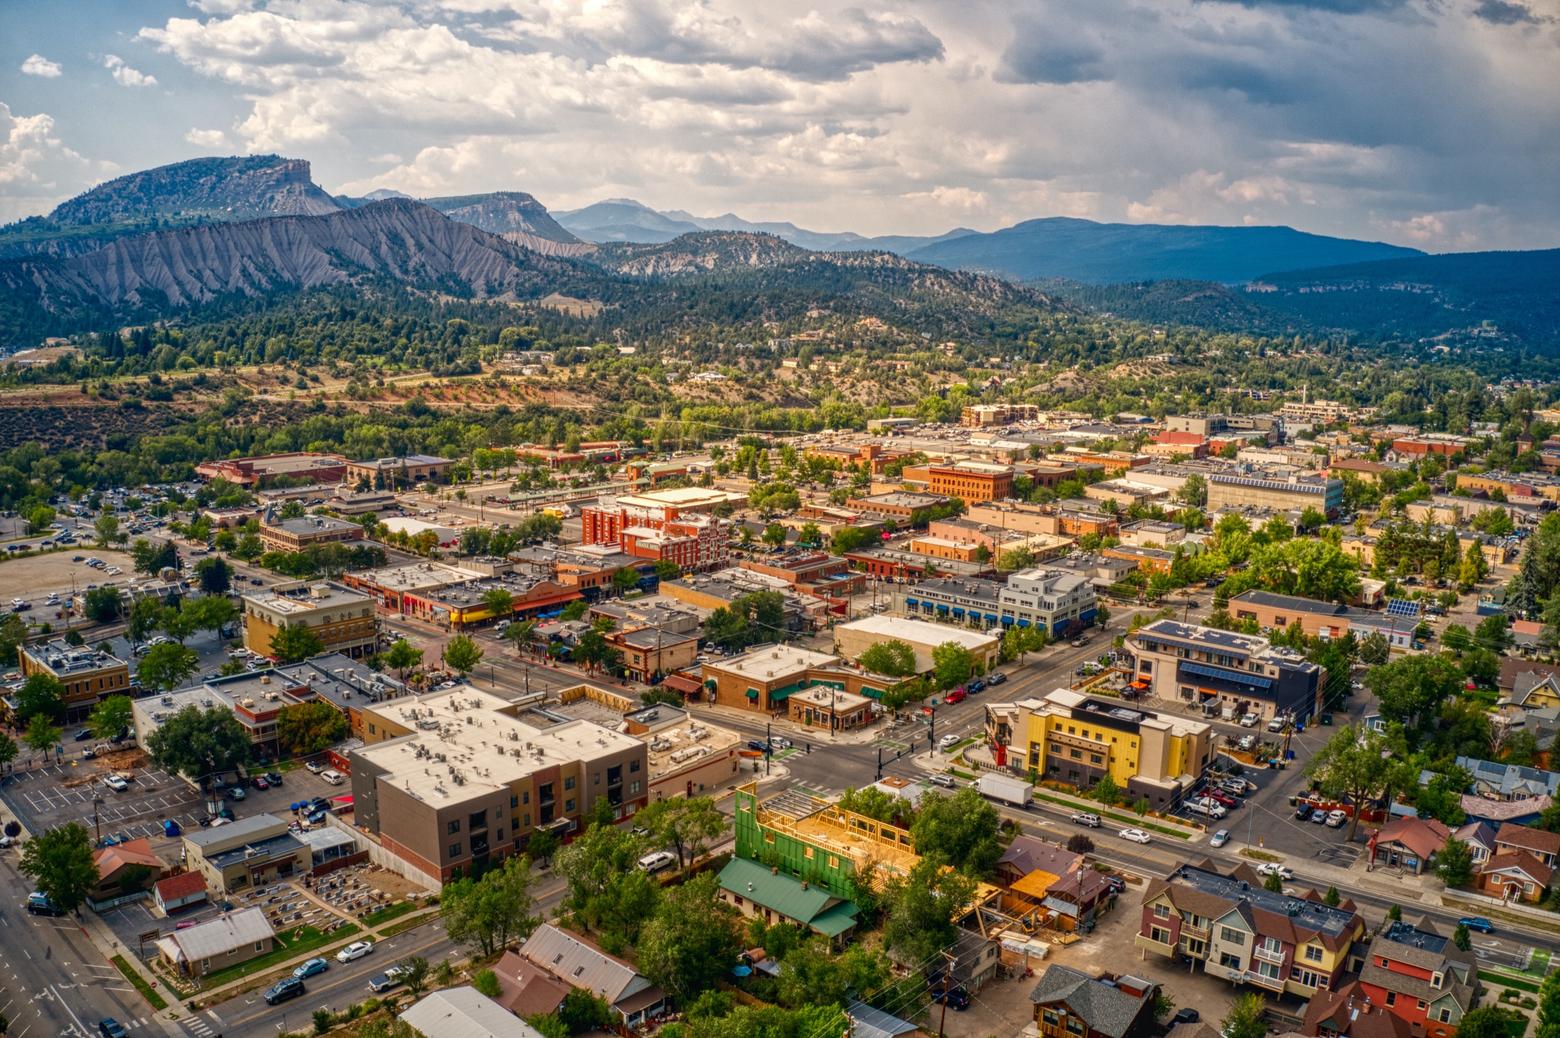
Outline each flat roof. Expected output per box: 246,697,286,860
614,486,744,508
264,515,360,535
1169,863,1359,938
708,644,839,684
358,687,642,807
643,716,741,779
243,582,370,614
836,614,997,650
23,639,125,675
346,562,484,592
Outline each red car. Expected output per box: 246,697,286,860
945,688,968,704
1199,788,1237,808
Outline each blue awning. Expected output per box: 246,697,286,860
905,598,919,608
1000,615,1014,626
952,607,965,618
936,604,950,614
1016,618,1030,628
984,613,999,623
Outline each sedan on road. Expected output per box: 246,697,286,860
264,977,306,1005
97,1020,128,1038
1070,812,1102,828
337,940,375,962
293,957,329,979
1457,917,1495,934
1119,828,1152,844
1209,829,1229,848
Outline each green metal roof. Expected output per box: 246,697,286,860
717,857,858,936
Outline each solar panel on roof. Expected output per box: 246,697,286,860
1385,598,1422,618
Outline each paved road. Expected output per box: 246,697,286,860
0,857,171,1038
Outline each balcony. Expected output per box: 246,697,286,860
1133,932,1175,958
1244,969,1287,991
1254,944,1286,966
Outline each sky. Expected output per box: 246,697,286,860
2,0,1558,251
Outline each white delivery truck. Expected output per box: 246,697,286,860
975,773,1034,808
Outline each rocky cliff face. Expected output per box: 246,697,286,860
50,155,343,226
593,231,810,276
423,192,583,245
0,199,596,316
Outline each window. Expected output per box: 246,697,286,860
1385,993,1396,1007
804,846,814,860
1417,1002,1426,1011
1043,1011,1060,1027
1153,904,1170,920
1150,926,1171,945
1257,961,1282,982
630,759,640,772
1304,945,1323,963
511,795,519,808
565,799,575,813
449,842,462,857
1221,927,1246,945
1438,1010,1452,1024
447,820,460,835
254,942,265,952
1066,1020,1084,1036
565,776,576,791
1219,953,1242,971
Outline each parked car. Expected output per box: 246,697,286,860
264,977,306,1005
264,771,284,787
250,775,269,790
97,1020,129,1038
986,672,1007,686
102,774,129,793
1199,788,1237,809
25,892,63,916
1457,917,1494,934
929,774,957,789
73,728,95,742
1294,803,1313,821
320,769,345,786
1266,717,1287,732
1118,827,1152,844
336,940,375,963
294,957,330,979
745,740,770,753
1173,1009,1201,1025
1070,812,1101,828
1256,863,1294,880
944,688,967,704
305,760,326,774
369,965,411,993
224,785,247,801
930,987,970,1011
637,850,677,874
1312,807,1330,824
937,733,960,751
1239,713,1260,728
966,678,986,693
1209,829,1230,848
1326,809,1349,828
1237,735,1257,752
161,819,182,838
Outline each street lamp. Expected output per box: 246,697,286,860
93,796,104,844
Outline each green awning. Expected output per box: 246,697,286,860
746,688,759,700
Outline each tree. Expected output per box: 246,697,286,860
83,586,124,623
0,612,25,668
1368,655,1463,737
440,853,540,956
998,545,1036,572
18,822,96,914
394,954,430,998
1263,872,1284,892
0,732,17,773
612,566,641,596
1178,473,1208,508
1457,1008,1526,1038
137,642,198,692
1306,725,1413,839
882,856,977,965
1537,969,1560,1038
126,596,163,647
182,594,237,636
1357,631,1390,666
1458,541,1489,589
761,523,788,549
131,538,180,576
1224,537,1361,603
654,560,683,582
383,638,423,682
557,990,617,1034
931,641,975,690
910,787,1002,877
88,695,133,744
14,673,66,724
1222,994,1268,1038
472,968,502,998
481,588,515,621
829,526,871,555
443,633,484,676
560,599,589,622
1452,924,1471,952
635,796,726,869
1323,885,1341,906
856,639,918,677
277,700,349,757
94,514,120,548
25,715,61,761
638,872,742,1002
194,557,232,594
838,786,906,823
270,623,325,664
1474,614,1511,653
554,822,659,952
145,705,250,784
1065,834,1095,854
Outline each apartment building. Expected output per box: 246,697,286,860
902,567,1097,635
1135,862,1366,997
344,453,454,488
257,513,363,553
350,688,648,883
927,462,1016,503
1229,590,1416,649
1128,619,1325,723
1012,687,1213,806
17,640,130,724
962,403,1041,427
1207,470,1344,515
241,581,378,660
1355,921,1477,1038
1388,435,1473,461
1277,399,1362,425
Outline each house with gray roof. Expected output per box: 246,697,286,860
1029,965,1159,1038
518,923,666,1028
154,906,274,978
400,986,547,1038
1454,756,1560,801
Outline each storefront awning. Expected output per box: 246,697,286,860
745,688,759,700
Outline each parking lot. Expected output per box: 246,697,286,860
0,752,351,852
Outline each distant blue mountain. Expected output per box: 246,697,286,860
904,216,1425,284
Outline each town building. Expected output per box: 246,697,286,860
1127,619,1326,723
377,516,461,548
787,686,876,732
16,640,130,724
344,454,455,488
581,488,736,570
1277,399,1363,425
620,705,742,802
182,814,310,894
350,688,648,884
1367,817,1450,875
902,567,1097,635
1303,984,1416,1038
1354,921,1477,1038
152,872,209,916
1009,687,1213,807
241,581,378,660
1388,435,1474,462
339,561,492,614
257,513,363,553
195,452,347,488
400,987,548,1038
833,614,1000,674
399,575,581,629
926,462,1016,503
700,644,892,714
844,491,951,521
608,626,699,683
1029,966,1160,1038
1207,470,1344,515
842,544,991,580
1476,822,1559,903
963,403,1041,427
89,838,167,909
1135,861,1366,997
155,906,275,979
717,855,860,944
1229,590,1418,649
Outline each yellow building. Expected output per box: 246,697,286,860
18,640,130,725
1016,688,1212,808
241,581,377,660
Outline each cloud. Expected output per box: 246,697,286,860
20,54,63,78
0,102,101,222
103,54,158,87
997,39,1109,84
184,128,228,147
1470,0,1543,23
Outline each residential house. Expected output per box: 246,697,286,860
154,906,275,979
1029,965,1160,1038
1368,817,1451,875
1476,822,1560,903
517,923,667,1029
1355,921,1477,1038
399,986,548,1038
1135,862,1366,997
89,838,166,908
997,835,1085,888
1455,757,1560,802
1305,982,1416,1038
1451,821,1497,866
152,872,208,916
716,855,860,945
491,949,572,1019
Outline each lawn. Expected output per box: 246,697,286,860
112,954,167,1011
200,922,360,989
363,901,418,928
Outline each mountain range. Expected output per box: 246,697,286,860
0,154,1554,349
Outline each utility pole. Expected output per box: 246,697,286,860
765,721,772,776
936,949,958,1038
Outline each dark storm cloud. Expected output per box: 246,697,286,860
996,38,1109,84
1471,0,1542,23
